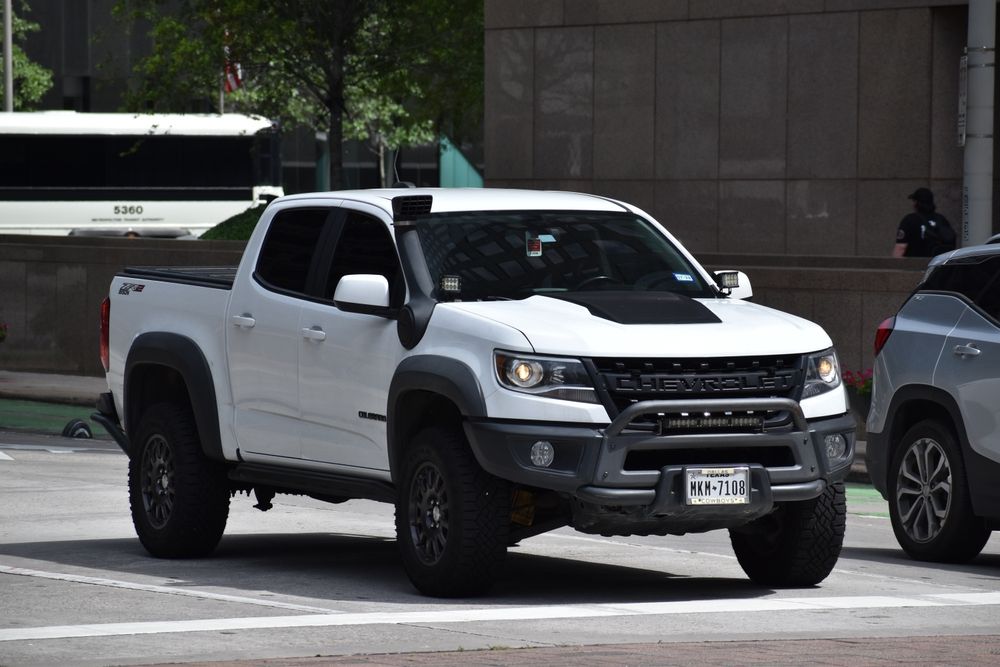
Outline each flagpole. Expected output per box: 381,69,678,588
4,0,13,111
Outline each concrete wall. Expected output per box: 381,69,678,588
484,0,988,255
0,236,924,379
0,236,245,376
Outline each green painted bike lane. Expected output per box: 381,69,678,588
0,398,108,438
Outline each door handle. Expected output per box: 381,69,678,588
953,344,981,357
301,326,327,342
231,314,256,329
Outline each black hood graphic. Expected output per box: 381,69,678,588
545,291,721,325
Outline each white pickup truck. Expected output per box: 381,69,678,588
95,188,856,597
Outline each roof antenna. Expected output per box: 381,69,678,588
391,148,415,188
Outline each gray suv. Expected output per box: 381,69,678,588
867,244,1000,562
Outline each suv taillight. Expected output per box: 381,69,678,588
100,297,110,372
874,316,895,357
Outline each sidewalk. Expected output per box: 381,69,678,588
0,370,871,482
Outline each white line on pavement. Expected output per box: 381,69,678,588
0,565,342,614
2,591,999,643
0,451,13,460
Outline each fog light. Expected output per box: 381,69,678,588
824,434,847,460
530,440,555,468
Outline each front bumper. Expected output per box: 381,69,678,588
465,397,856,534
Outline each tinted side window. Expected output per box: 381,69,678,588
923,255,1000,322
324,212,403,305
973,258,1000,321
255,209,330,294
922,259,995,302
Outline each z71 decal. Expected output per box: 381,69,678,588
118,282,146,295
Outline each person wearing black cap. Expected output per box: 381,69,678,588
892,187,956,257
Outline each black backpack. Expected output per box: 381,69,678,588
922,214,957,255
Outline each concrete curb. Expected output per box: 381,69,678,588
0,371,106,408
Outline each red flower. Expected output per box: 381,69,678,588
842,368,873,394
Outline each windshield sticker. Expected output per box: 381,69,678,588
526,232,557,257
673,273,694,283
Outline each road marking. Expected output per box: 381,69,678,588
0,565,341,614
2,592,999,642
0,443,120,454
542,531,737,560
0,451,13,461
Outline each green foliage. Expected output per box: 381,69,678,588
113,0,483,187
199,205,264,240
0,0,54,110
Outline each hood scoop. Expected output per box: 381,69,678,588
545,291,721,325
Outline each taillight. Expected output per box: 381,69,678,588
100,297,110,372
874,316,895,357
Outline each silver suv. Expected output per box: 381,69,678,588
867,244,1000,562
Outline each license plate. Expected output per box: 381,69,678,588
685,467,750,505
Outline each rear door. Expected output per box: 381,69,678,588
934,255,1000,464
227,207,336,461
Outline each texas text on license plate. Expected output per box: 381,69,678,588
685,466,750,505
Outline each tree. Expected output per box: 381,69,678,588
0,0,53,110
114,0,483,189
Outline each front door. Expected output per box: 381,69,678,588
298,207,404,473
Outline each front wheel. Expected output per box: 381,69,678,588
395,427,510,597
730,482,846,587
128,402,230,558
888,420,989,562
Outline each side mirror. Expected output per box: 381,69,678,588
714,270,753,301
334,274,394,316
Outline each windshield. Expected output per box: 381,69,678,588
413,211,716,301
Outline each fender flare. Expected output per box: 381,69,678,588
124,332,224,462
387,355,486,479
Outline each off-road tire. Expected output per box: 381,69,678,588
730,481,846,587
129,402,230,558
395,426,510,597
888,419,990,563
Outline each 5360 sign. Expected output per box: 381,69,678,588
114,205,144,215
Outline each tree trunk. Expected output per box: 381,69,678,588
327,104,344,191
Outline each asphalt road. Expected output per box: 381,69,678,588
2,431,999,666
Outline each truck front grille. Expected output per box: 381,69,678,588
589,354,804,421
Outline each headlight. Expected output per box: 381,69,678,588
494,352,598,403
802,348,842,399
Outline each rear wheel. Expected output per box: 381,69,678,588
888,419,989,562
730,482,846,587
129,402,230,558
395,426,510,597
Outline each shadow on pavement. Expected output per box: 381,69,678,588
0,531,774,606
841,544,1000,574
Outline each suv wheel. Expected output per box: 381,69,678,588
889,419,990,562
730,482,846,587
395,426,510,597
129,402,230,558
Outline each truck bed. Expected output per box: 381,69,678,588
121,266,237,290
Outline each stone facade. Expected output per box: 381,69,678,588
484,0,984,256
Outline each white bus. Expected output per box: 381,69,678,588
0,112,284,237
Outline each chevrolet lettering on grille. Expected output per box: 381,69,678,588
607,371,797,394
